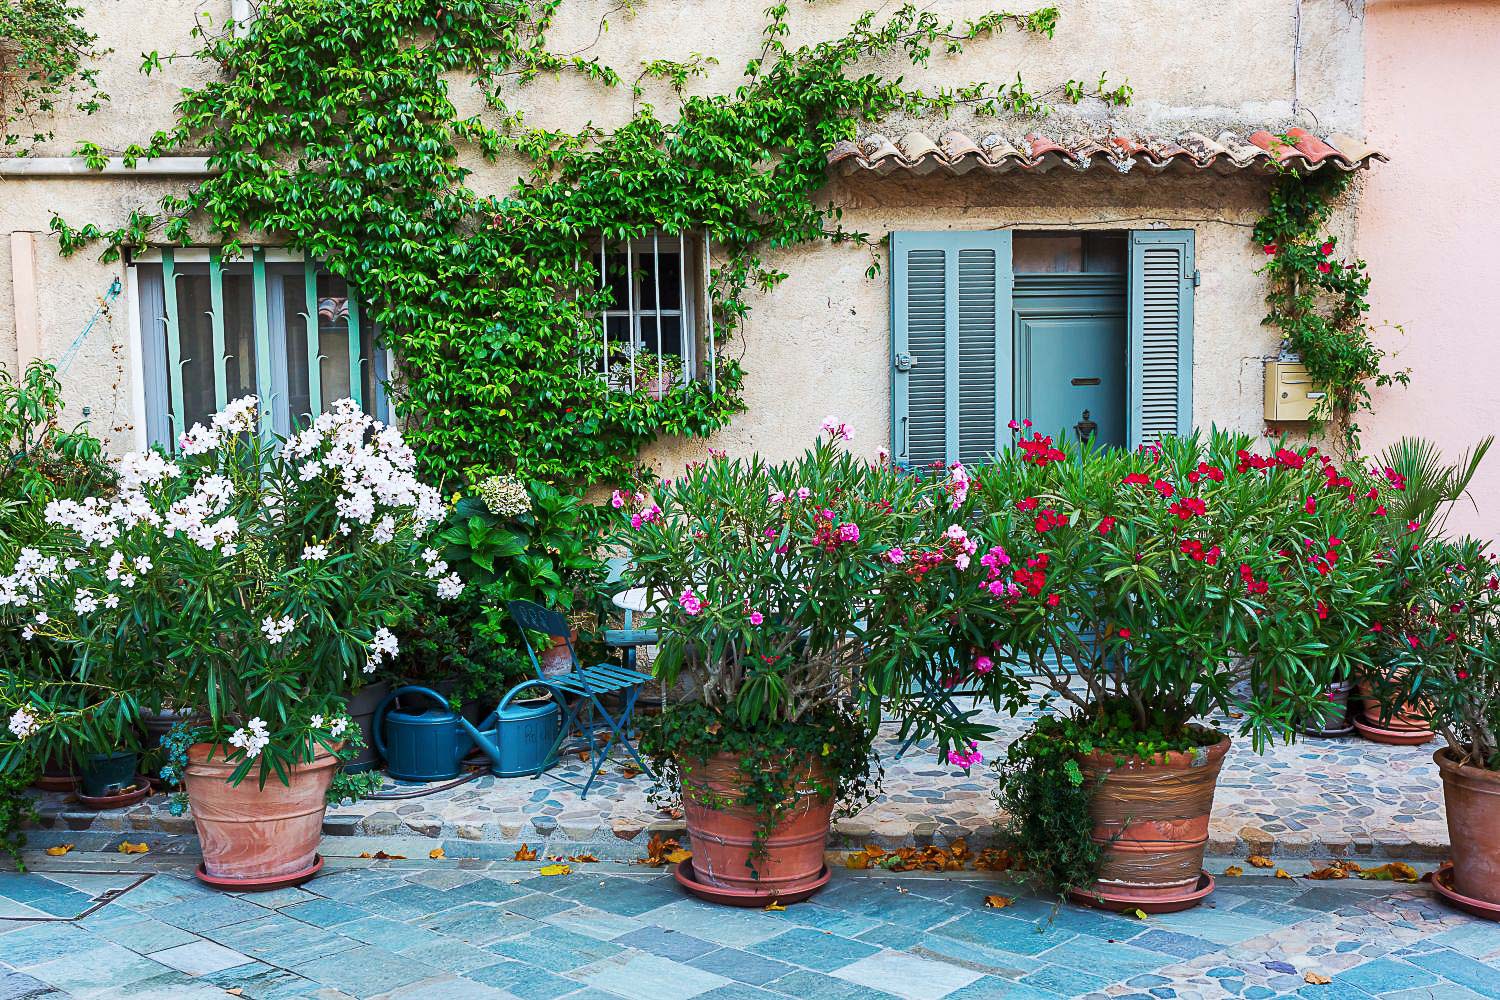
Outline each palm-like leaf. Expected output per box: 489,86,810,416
1377,435,1493,535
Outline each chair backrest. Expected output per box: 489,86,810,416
507,600,570,639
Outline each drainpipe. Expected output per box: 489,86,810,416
1292,0,1303,119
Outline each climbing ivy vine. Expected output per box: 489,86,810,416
50,0,1093,487
1253,158,1407,452
0,0,107,151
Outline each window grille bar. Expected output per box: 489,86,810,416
303,261,322,419
705,231,716,394
161,248,186,441
679,233,689,381
208,248,228,411
625,237,635,392
347,280,364,410
251,246,274,439
652,234,664,387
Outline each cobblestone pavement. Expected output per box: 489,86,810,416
30,701,1447,861
0,841,1495,1000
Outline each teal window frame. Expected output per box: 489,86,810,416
133,248,390,450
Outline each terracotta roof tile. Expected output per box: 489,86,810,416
828,125,1383,177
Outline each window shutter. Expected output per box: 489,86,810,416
1127,230,1194,447
891,231,1012,469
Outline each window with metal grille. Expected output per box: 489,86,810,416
593,233,716,395
132,248,390,449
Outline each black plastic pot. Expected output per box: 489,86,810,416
79,750,140,797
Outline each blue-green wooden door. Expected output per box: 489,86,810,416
1013,274,1128,448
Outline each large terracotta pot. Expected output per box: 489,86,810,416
1073,734,1230,911
182,742,339,884
1435,747,1500,911
1353,679,1434,745
682,751,833,900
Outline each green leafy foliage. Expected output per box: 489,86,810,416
50,0,1077,487
0,0,107,151
1254,161,1407,450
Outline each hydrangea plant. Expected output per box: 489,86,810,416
0,397,459,785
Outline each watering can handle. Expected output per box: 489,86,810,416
371,685,454,760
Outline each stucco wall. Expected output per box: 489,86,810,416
2,0,1369,467
1357,0,1500,538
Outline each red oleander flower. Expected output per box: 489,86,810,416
1320,242,1334,255
1263,243,1278,255
1097,516,1116,535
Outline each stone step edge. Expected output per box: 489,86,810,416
28,810,1450,863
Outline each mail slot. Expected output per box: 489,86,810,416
1264,361,1326,422
1071,377,1102,387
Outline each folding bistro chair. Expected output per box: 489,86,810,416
507,600,655,798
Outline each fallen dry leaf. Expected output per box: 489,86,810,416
1306,860,1363,880
1247,855,1275,869
568,853,599,863
1304,971,1332,985
984,895,1014,909
429,848,445,860
845,852,871,870
974,847,1021,872
117,841,149,855
1356,862,1419,883
537,864,571,876
358,851,406,860
763,901,786,911
1132,908,1148,920
1275,869,1293,880
638,833,691,867
619,766,641,779
225,990,244,997
44,844,73,857
514,844,538,861
1223,865,1244,877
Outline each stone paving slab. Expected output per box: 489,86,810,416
0,847,1496,1000
26,700,1448,862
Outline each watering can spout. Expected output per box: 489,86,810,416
455,714,503,770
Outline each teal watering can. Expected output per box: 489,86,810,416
375,683,563,782
461,680,564,778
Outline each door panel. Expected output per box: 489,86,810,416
1013,275,1128,449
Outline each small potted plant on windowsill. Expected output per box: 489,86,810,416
611,352,685,401
908,429,1386,912
0,397,459,888
618,419,951,905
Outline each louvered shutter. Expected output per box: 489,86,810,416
891,232,1012,469
1127,230,1195,447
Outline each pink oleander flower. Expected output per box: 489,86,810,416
610,490,627,509
836,523,860,543
678,587,703,616
886,547,906,564
947,742,983,768
797,487,811,500
820,416,854,442
749,611,764,626
954,553,970,571
974,655,994,674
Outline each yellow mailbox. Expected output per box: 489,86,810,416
1264,361,1325,422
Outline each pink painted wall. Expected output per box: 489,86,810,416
1359,0,1500,538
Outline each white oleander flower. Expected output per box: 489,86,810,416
227,716,270,758
73,589,98,615
302,544,329,562
261,615,296,645
436,573,464,600
7,706,39,740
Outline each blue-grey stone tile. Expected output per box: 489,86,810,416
687,947,798,986
1019,963,1112,996
1337,957,1442,994
488,925,623,971
290,942,436,997
763,969,902,1000
746,927,879,972
1408,949,1500,999
468,960,583,1000
1128,928,1221,960
614,926,720,961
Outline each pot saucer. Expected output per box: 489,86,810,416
75,778,153,811
673,858,830,907
1352,717,1434,745
196,854,324,892
33,773,77,792
1068,871,1215,914
1432,863,1500,922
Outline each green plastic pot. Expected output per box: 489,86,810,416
79,750,139,798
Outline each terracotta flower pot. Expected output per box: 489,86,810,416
538,630,578,679
181,742,339,886
1353,679,1434,745
1435,747,1500,914
681,751,833,902
1071,734,1231,912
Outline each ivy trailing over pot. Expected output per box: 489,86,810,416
0,0,107,152
1253,153,1408,452
51,1,1086,487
